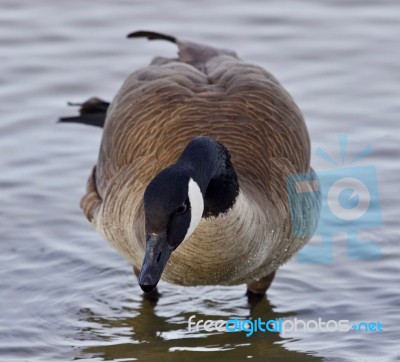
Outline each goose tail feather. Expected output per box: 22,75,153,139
127,30,238,70
58,97,109,128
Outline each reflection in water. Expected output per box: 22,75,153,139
79,294,321,361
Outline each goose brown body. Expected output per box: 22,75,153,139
80,32,320,286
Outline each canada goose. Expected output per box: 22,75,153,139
61,31,320,300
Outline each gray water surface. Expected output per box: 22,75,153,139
1,0,399,361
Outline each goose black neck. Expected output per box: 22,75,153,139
177,136,240,218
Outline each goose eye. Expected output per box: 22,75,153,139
175,200,189,215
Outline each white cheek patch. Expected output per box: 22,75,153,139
184,178,204,241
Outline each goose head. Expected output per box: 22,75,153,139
139,136,239,292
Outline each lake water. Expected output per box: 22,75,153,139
1,0,399,361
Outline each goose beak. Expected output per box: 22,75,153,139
139,231,172,292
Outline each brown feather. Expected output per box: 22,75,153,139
81,32,320,285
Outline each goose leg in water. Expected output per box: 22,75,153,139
133,266,160,302
246,271,276,303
